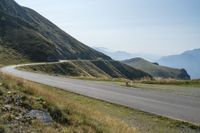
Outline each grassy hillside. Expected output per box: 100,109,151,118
0,73,136,133
123,58,190,80
1,73,200,133
0,43,29,65
0,10,60,62
21,60,152,80
0,0,111,62
123,81,200,98
133,79,200,86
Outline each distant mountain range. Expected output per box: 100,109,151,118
0,0,110,62
93,47,159,61
123,58,190,80
95,46,200,79
158,49,200,79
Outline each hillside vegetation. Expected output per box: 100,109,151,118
0,44,29,65
0,73,136,133
134,79,200,86
0,0,111,62
21,60,152,80
123,58,190,80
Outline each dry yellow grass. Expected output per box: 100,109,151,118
2,73,200,133
1,73,137,133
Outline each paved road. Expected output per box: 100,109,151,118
1,63,200,124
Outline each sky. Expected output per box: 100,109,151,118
15,0,200,56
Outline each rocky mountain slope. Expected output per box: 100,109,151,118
0,0,111,62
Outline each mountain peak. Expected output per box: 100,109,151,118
182,48,200,57
124,57,147,63
0,0,111,62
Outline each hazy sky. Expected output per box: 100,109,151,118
15,0,200,56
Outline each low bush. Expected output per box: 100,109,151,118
46,103,69,124
0,88,3,96
0,125,5,133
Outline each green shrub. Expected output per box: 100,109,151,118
0,125,5,133
46,103,69,124
0,88,3,96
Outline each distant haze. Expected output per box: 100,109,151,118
93,47,160,61
16,0,200,56
158,48,200,79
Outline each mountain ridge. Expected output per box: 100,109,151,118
123,57,190,80
158,48,200,79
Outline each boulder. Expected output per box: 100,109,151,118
26,110,52,123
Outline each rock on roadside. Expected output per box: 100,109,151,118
26,110,53,123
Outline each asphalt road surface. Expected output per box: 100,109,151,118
1,63,200,124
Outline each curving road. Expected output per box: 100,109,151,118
1,63,200,125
